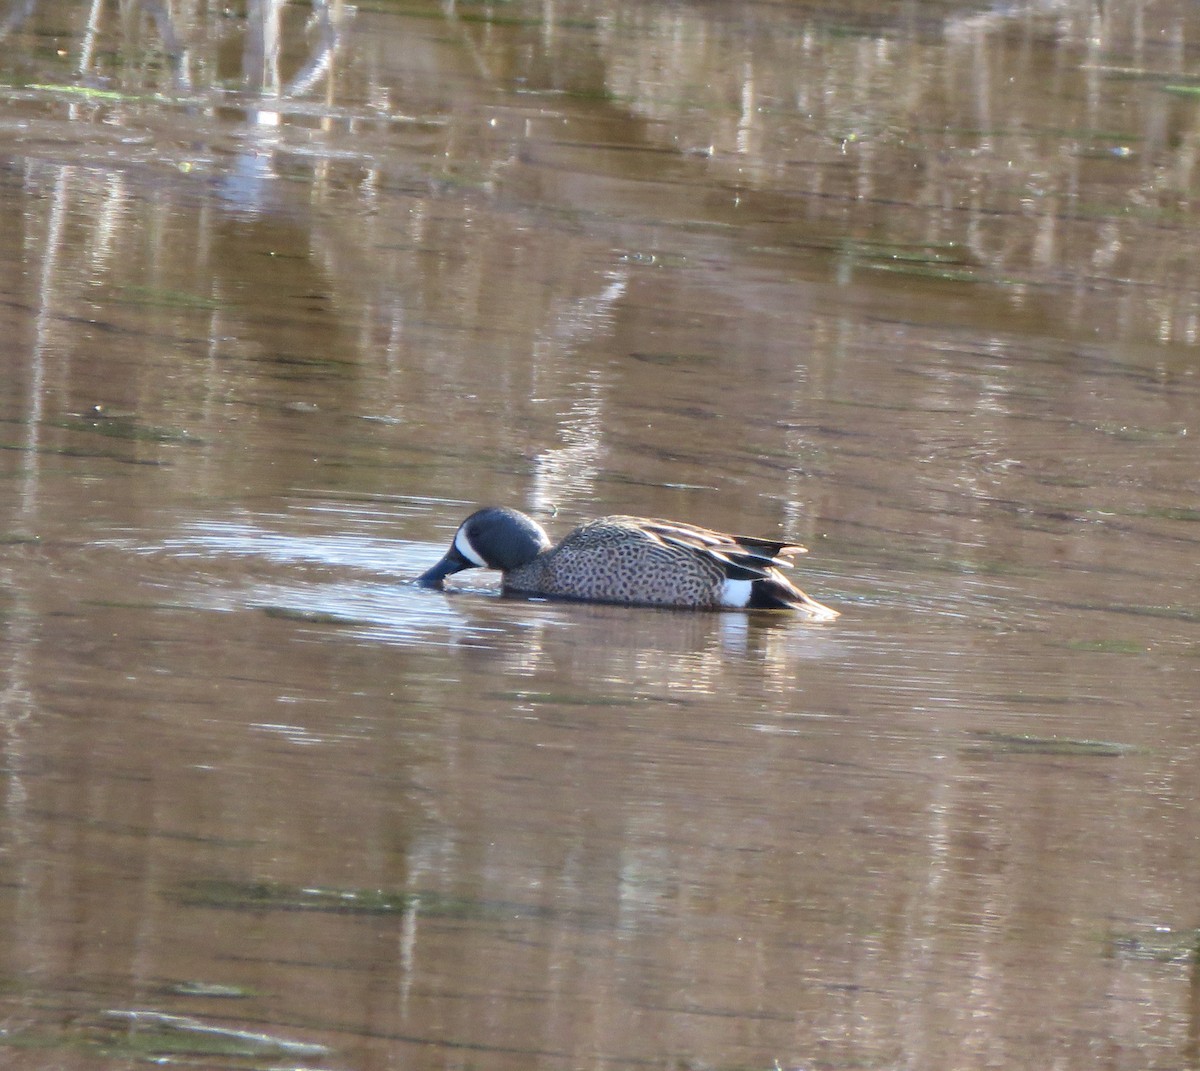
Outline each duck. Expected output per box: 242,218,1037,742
416,507,838,618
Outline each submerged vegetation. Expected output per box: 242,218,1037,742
175,877,556,919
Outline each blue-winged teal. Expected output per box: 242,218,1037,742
416,507,838,618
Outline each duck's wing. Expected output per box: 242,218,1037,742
730,534,808,558
636,519,803,578
636,519,807,555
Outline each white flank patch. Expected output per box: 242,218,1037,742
454,527,488,568
720,578,753,608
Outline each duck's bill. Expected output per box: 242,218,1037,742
415,546,474,588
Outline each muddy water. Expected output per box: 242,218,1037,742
1,0,1199,1068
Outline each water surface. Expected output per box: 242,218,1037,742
1,1,1199,1068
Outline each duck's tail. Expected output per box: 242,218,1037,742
747,574,840,619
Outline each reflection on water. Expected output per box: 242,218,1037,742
1,1,1199,1069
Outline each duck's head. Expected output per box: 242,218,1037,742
416,507,552,588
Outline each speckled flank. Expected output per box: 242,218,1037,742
499,516,836,616
505,519,716,606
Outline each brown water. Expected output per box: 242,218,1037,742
1,1,1199,1068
